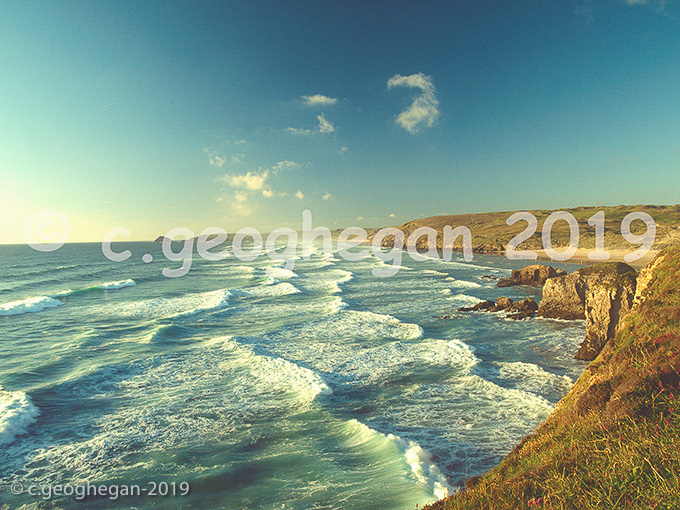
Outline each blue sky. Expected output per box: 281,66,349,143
1,0,679,243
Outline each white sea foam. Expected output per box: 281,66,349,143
265,267,298,280
495,361,573,396
0,295,63,316
263,310,424,349
423,269,450,276
95,279,136,290
388,432,452,500
333,339,478,384
239,282,301,298
302,269,355,294
94,288,232,320
445,278,482,289
448,294,483,307
170,289,232,318
212,338,333,401
342,419,451,501
0,388,40,445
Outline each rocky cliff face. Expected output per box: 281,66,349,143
537,262,637,360
496,264,567,288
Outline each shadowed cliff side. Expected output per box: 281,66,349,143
537,262,638,360
425,246,680,510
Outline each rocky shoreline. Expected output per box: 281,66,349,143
427,247,680,509
455,262,640,362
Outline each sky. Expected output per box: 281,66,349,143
1,0,679,244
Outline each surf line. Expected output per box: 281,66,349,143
101,210,473,278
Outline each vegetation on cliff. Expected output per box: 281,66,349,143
425,247,680,510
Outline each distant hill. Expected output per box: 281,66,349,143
372,204,680,258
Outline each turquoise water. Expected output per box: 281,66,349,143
0,243,586,509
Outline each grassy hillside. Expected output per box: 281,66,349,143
425,246,680,510
377,205,680,255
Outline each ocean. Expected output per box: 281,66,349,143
0,242,587,509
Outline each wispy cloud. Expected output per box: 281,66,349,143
318,114,335,133
387,73,440,133
285,114,335,135
295,190,304,200
205,140,247,168
272,160,301,173
302,94,337,106
209,154,227,167
220,161,300,215
231,190,253,216
223,170,269,191
322,192,333,200
624,0,673,12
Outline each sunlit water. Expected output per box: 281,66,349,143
0,242,587,509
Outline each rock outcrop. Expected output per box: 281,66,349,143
458,297,538,320
537,262,637,360
496,265,567,288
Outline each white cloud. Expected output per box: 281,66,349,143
231,191,253,216
272,160,301,173
209,155,226,167
285,114,335,135
302,94,337,106
295,190,304,200
284,126,313,136
387,73,440,133
318,114,335,133
322,193,333,200
262,189,287,198
338,146,348,154
356,216,365,221
223,170,269,190
219,160,299,213
389,213,396,218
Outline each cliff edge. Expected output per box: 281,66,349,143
425,247,680,509
537,263,638,360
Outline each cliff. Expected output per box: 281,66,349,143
425,246,680,510
537,263,638,360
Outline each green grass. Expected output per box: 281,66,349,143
424,247,680,510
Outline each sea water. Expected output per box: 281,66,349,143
0,242,586,509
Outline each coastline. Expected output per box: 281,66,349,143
426,247,680,509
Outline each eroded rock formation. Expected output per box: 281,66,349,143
496,265,567,288
537,262,637,360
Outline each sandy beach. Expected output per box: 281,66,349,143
532,248,658,269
